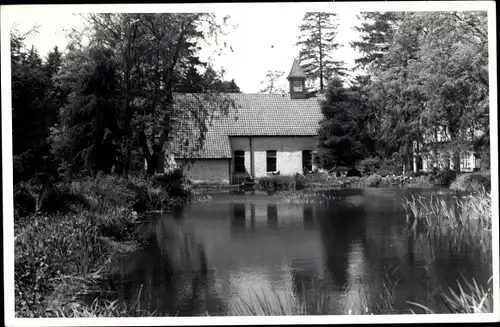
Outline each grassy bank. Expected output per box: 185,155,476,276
14,172,191,317
254,170,491,192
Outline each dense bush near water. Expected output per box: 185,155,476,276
14,172,193,317
257,174,307,191
450,172,491,192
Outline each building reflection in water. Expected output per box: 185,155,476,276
267,204,278,229
231,203,246,234
303,205,314,230
250,203,256,231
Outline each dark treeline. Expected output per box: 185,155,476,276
298,11,489,174
12,13,241,191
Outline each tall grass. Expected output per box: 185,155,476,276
231,285,331,316
402,190,492,252
402,189,493,314
408,276,493,314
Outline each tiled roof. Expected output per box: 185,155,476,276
169,93,323,159
287,58,307,79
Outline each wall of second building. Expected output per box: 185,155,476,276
420,150,478,172
230,136,317,178
175,159,231,183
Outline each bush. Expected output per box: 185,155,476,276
365,173,382,187
257,174,307,192
450,173,491,192
433,169,457,187
357,157,381,174
407,175,436,188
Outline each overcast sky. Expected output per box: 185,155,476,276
5,2,492,93
7,4,363,93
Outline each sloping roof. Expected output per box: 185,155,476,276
287,58,307,79
169,93,323,159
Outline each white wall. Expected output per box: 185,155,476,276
176,159,230,183
230,136,318,178
421,150,478,172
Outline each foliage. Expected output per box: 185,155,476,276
259,70,286,94
365,173,382,187
315,78,369,169
13,172,195,317
11,29,64,184
296,12,345,90
433,168,457,187
351,12,403,69
358,12,488,173
50,46,122,176
257,174,307,192
450,173,491,192
50,13,239,177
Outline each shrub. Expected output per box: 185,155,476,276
357,157,381,175
257,175,305,192
407,175,436,188
433,169,457,187
14,182,37,218
450,173,491,192
365,173,382,187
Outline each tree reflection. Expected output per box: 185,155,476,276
318,202,367,291
92,216,226,316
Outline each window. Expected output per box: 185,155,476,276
302,150,313,173
266,150,277,172
234,150,245,173
293,80,303,92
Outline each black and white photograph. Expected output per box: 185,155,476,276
2,1,498,325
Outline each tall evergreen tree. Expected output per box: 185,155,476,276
351,12,403,69
316,78,366,169
296,12,345,90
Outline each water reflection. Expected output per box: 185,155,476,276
98,189,491,316
231,203,246,234
267,205,278,229
303,205,314,230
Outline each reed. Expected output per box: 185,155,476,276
408,276,493,314
402,189,493,314
230,285,331,316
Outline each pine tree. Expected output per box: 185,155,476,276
351,12,403,69
316,78,366,169
296,12,344,90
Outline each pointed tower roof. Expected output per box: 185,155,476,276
287,58,307,79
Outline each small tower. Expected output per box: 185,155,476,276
287,58,307,99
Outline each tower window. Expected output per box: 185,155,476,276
293,80,303,92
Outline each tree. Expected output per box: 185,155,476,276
296,12,345,91
360,11,489,173
259,70,285,94
315,78,366,169
11,29,53,183
57,13,238,176
411,11,489,171
50,46,122,176
351,12,403,69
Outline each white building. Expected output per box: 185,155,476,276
171,59,323,184
414,125,481,173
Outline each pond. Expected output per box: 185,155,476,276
97,188,492,316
